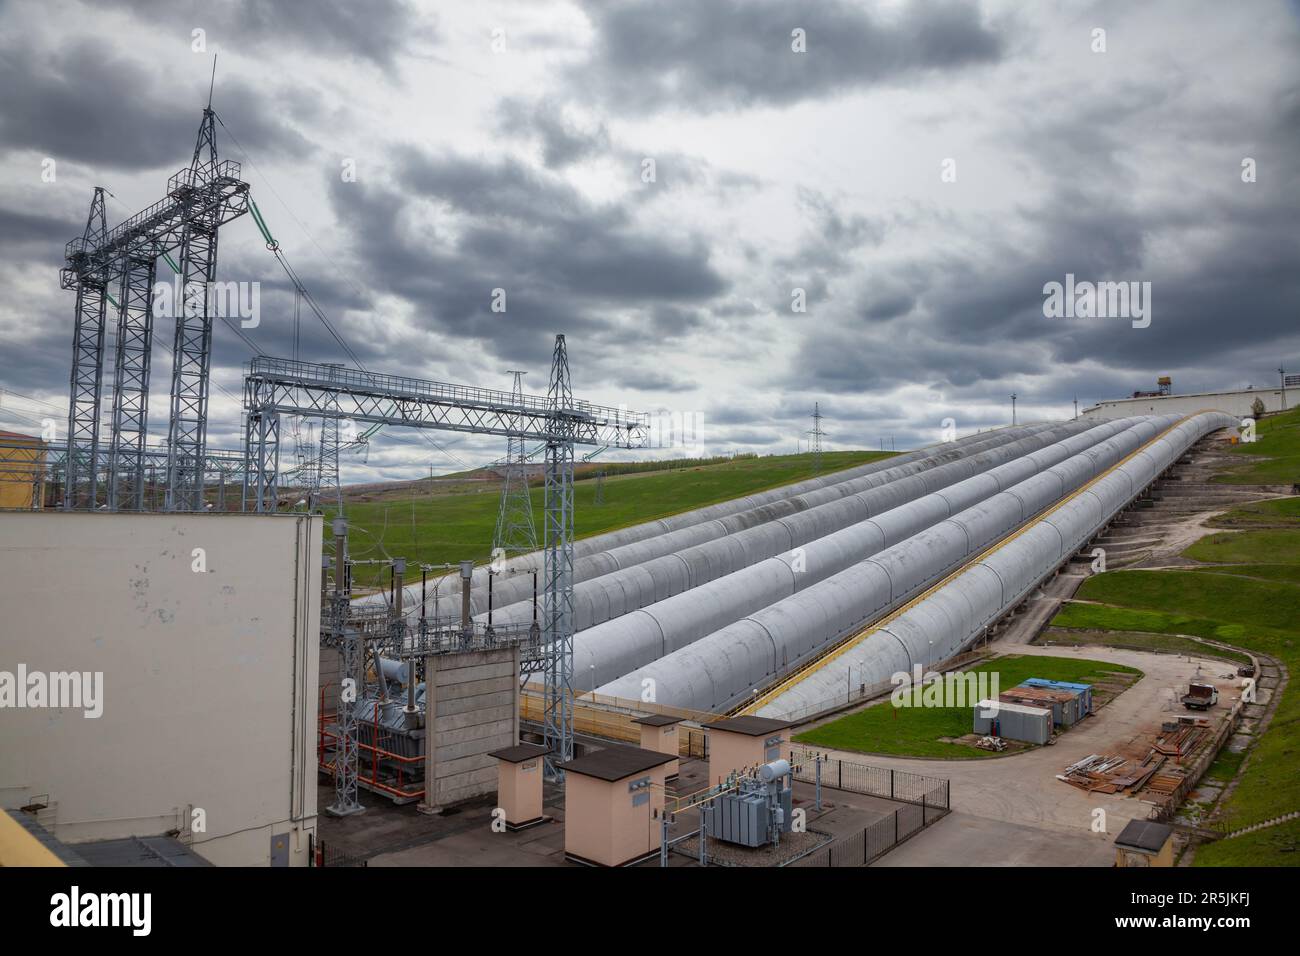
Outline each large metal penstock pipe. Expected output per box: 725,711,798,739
751,412,1238,719
482,424,1069,633
564,417,1143,693
596,415,1192,712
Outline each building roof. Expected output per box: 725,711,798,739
1114,819,1174,853
975,699,1052,718
488,743,549,764
1022,678,1092,692
559,744,676,782
632,713,684,727
704,716,791,736
73,835,211,867
1002,687,1075,704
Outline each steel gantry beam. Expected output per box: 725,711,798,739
240,356,645,450
60,105,249,512
241,340,649,774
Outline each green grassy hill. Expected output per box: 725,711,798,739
328,450,894,568
794,655,1140,759
1216,405,1300,485
1050,504,1300,866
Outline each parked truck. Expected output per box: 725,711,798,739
1181,681,1219,711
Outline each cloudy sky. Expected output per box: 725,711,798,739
1,0,1297,481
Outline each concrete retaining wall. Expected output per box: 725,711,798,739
422,647,520,810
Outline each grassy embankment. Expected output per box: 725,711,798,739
1047,416,1300,865
1214,404,1300,485
328,450,893,568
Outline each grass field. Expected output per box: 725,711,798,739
1216,406,1300,485
327,450,894,567
793,655,1141,759
1041,627,1253,667
1207,496,1300,528
1049,505,1300,864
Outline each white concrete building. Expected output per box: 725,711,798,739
0,512,321,866
1082,386,1289,422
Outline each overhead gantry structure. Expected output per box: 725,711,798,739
60,105,250,511
241,336,650,777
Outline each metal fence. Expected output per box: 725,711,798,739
792,748,950,810
315,839,368,868
790,801,943,867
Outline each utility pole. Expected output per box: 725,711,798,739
1280,366,1288,412
1073,396,1079,420
806,403,825,473
1011,392,1018,426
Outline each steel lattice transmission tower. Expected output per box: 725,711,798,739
166,107,241,511
61,100,249,512
493,370,539,563
806,402,826,473
543,337,577,779
61,188,110,510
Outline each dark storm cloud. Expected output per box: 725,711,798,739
0,37,318,170
497,98,611,169
570,0,1004,113
783,46,1300,408
325,147,729,381
0,206,80,249
112,0,424,70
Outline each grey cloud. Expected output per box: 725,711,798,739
570,0,1004,113
0,37,318,171
112,0,425,69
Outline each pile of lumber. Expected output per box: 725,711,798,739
1056,751,1181,797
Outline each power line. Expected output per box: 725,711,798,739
214,110,471,471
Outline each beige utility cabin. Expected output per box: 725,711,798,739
631,714,683,781
704,716,792,787
559,745,675,867
1113,820,1175,867
488,743,549,830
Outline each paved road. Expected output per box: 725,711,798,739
800,643,1240,865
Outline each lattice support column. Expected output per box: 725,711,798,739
108,252,158,511
62,187,110,511
166,110,223,511
493,370,539,562
241,408,280,513
542,336,576,780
